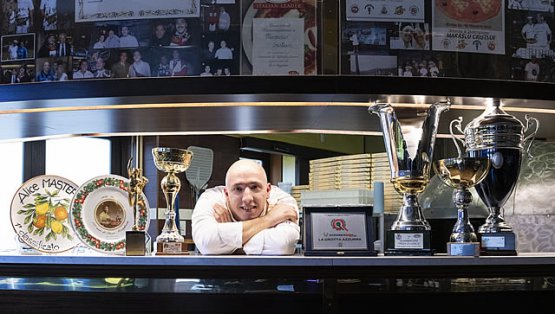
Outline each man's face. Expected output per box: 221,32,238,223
176,19,187,33
155,25,165,38
225,169,270,221
119,52,127,62
122,27,129,36
96,59,104,69
133,51,141,61
43,62,50,71
59,34,66,42
80,61,88,71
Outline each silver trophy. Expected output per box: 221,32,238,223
369,100,451,255
461,100,538,255
434,118,490,256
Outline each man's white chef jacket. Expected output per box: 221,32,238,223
192,185,300,255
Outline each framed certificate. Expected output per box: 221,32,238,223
303,205,377,256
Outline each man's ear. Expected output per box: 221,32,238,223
266,183,271,194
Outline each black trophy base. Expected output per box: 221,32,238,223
478,232,518,256
125,231,146,256
385,230,434,256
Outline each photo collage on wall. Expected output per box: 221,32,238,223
0,0,243,83
341,0,555,82
0,0,319,84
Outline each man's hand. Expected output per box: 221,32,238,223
213,203,233,223
264,204,298,227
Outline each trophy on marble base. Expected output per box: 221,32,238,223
125,157,149,256
461,100,539,256
152,147,193,255
369,100,451,256
434,119,490,256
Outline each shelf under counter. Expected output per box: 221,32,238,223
2,251,555,279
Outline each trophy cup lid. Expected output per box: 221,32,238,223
464,101,525,150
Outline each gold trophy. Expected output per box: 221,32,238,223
126,157,149,256
433,118,490,256
152,147,193,255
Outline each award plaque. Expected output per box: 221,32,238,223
369,100,451,256
303,205,376,256
462,100,539,256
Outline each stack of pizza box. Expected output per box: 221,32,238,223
290,184,309,211
308,153,373,191
370,152,403,213
307,152,403,213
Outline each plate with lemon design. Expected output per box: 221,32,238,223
10,175,80,253
70,174,150,255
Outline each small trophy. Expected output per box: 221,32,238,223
152,147,193,255
434,118,490,256
125,158,149,256
461,100,539,255
369,100,451,255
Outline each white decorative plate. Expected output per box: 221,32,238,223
11,175,80,253
70,174,150,254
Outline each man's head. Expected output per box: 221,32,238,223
155,24,166,39
96,57,105,70
224,159,271,221
119,51,128,62
176,18,187,33
121,26,129,36
79,59,88,72
133,50,142,62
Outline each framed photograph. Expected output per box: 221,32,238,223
1,33,35,62
349,54,397,75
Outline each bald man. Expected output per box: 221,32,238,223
192,160,299,255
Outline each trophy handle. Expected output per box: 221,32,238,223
523,115,539,159
449,117,466,158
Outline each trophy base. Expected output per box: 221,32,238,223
125,231,147,256
478,232,517,256
384,230,434,256
447,242,480,256
155,241,189,255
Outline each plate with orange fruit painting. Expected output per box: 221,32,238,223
10,175,80,253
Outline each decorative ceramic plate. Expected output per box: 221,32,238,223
11,175,80,253
70,174,150,254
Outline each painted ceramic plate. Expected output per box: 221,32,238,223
70,174,150,254
11,175,80,253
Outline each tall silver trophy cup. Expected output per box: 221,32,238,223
462,100,538,255
369,100,451,255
